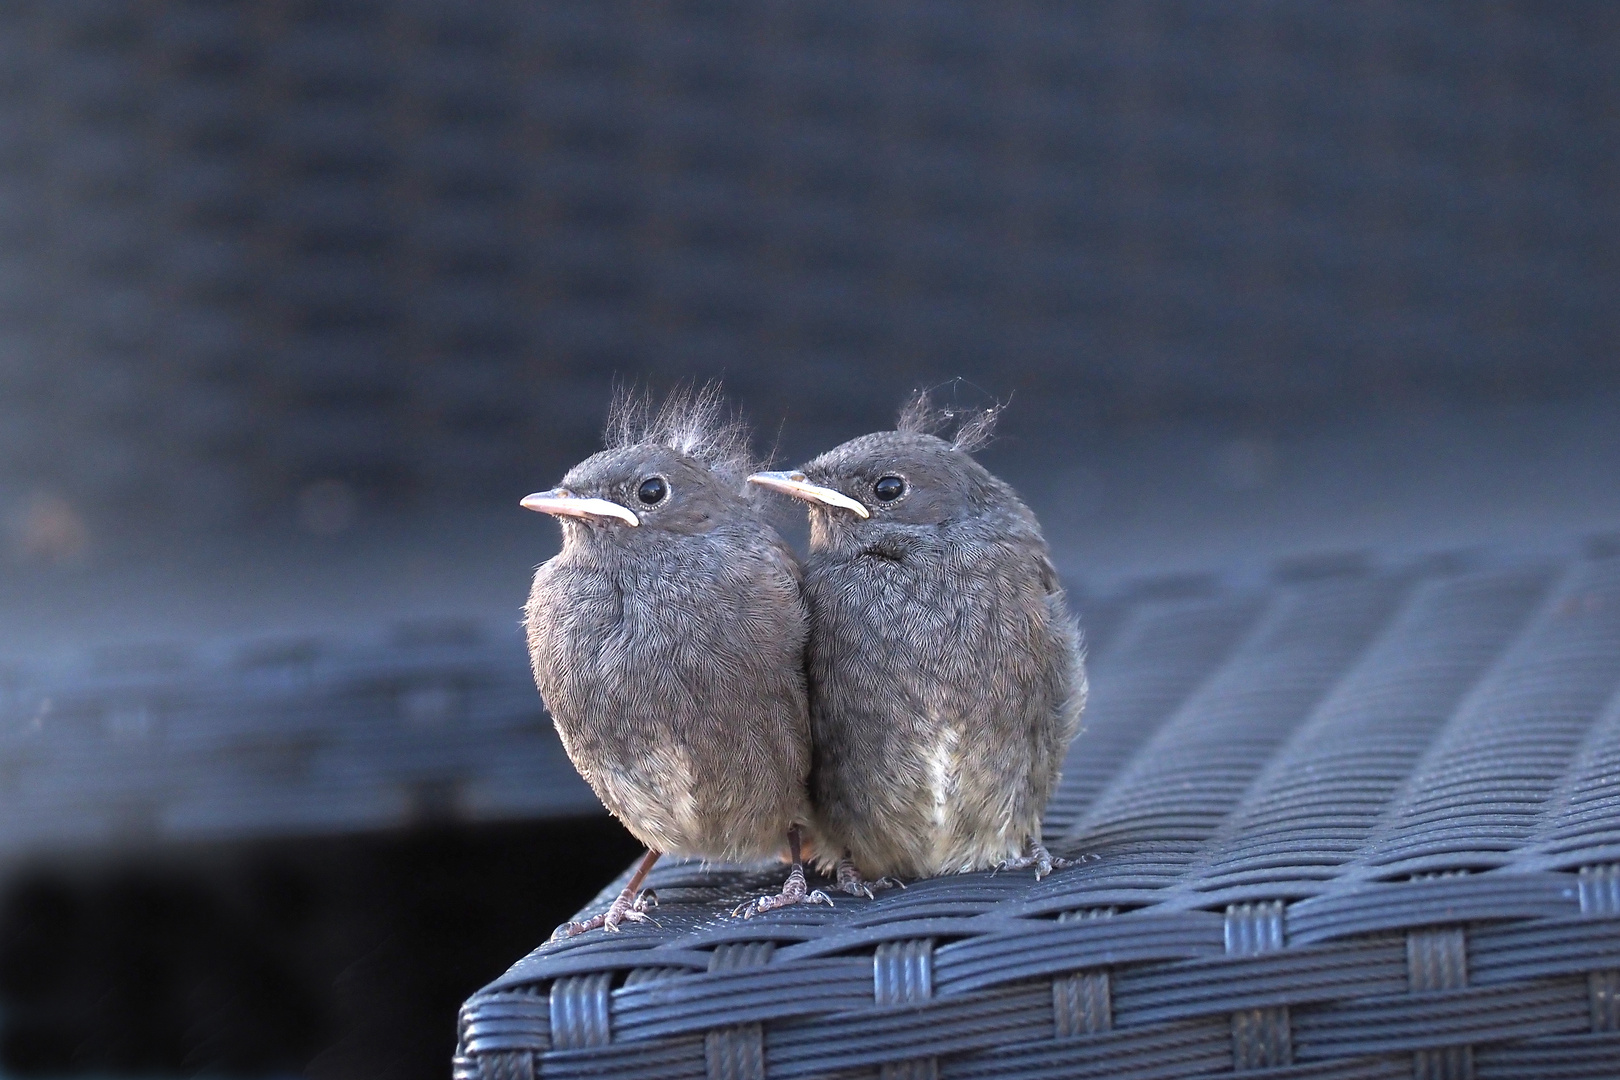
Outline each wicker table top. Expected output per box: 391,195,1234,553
458,545,1620,1079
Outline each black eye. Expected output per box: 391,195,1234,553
873,475,905,502
636,476,668,505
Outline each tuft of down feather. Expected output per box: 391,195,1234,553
895,390,1002,453
603,382,758,483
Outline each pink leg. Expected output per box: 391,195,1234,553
552,849,662,940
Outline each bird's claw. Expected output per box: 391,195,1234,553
731,864,832,918
836,859,872,898
995,841,1076,880
604,908,657,930
835,856,904,897
733,887,832,918
550,888,659,940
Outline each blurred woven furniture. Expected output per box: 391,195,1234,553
457,544,1620,1079
3,3,1616,532
0,622,594,855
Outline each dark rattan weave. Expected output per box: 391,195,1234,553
458,548,1620,1079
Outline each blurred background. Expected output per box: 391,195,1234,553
0,1,1616,1077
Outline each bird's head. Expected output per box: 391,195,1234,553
524,443,748,544
523,384,756,547
750,394,1015,555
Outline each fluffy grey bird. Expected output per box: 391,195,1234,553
750,395,1085,885
523,387,826,936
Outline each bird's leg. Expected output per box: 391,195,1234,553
551,849,662,940
835,851,904,898
994,838,1074,880
731,825,833,918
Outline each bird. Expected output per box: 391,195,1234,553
522,386,827,936
749,393,1086,888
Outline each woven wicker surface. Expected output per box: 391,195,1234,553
458,547,1620,1079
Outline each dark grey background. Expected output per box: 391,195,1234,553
0,2,1617,1078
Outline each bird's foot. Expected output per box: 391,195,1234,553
731,863,833,918
994,840,1076,880
551,888,658,940
835,855,905,898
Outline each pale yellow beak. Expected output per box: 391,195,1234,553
747,471,870,519
520,489,640,526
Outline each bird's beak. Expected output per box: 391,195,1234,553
747,471,870,518
520,489,640,526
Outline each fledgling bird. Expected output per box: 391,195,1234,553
523,387,826,936
750,395,1085,886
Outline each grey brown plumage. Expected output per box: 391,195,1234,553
523,387,818,931
751,396,1086,881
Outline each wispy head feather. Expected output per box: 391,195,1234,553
896,390,1002,453
605,382,756,482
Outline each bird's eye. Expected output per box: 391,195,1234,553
637,476,668,505
873,475,905,502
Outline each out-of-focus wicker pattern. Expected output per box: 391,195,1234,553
1,2,1616,529
457,547,1620,1079
0,621,597,855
